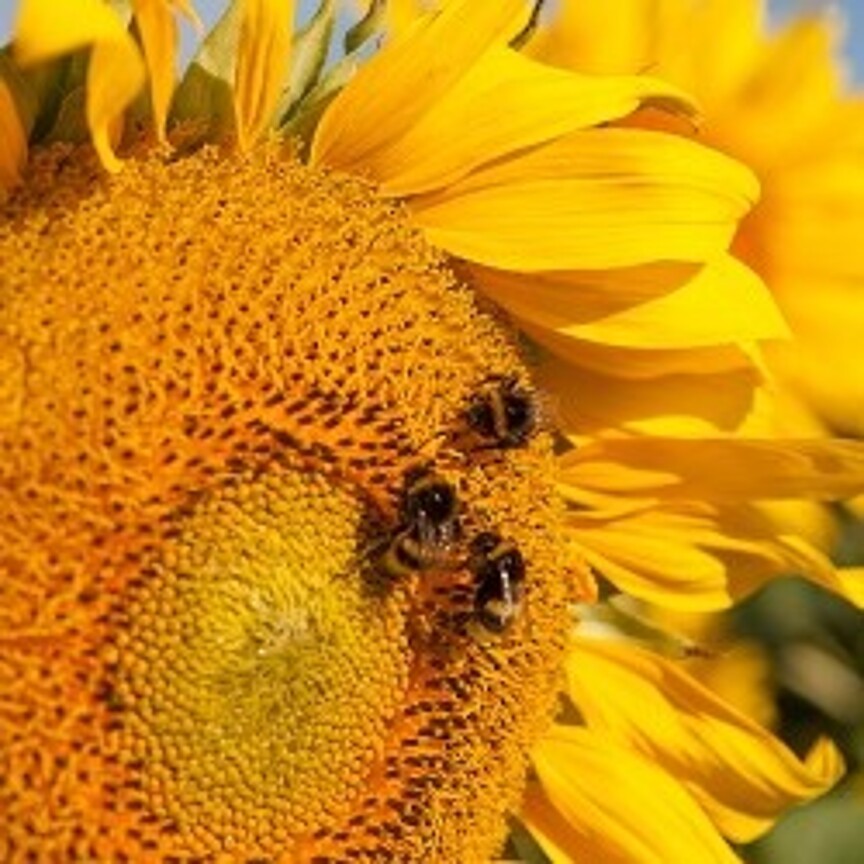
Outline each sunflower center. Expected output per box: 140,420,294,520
1,143,580,862
115,467,409,844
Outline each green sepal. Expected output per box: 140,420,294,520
280,0,392,149
0,47,38,138
1,45,89,145
171,1,241,145
279,54,357,152
343,0,386,55
506,818,553,864
1,1,141,149
39,50,89,144
510,0,544,49
43,83,89,145
573,596,712,660
274,0,335,127
10,47,91,146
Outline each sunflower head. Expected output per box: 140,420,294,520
0,134,584,859
4,1,863,862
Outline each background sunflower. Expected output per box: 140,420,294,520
529,1,864,862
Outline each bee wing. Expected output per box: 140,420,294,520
413,514,456,549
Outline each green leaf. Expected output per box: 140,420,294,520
343,0,386,55
274,0,335,126
171,0,242,143
280,0,398,148
44,84,89,144
280,52,357,151
1,45,91,145
507,817,553,864
0,48,38,137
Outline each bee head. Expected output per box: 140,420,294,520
402,469,458,528
466,375,536,449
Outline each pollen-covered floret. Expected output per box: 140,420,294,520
0,144,585,862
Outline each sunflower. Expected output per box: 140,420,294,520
2,1,864,861
531,0,864,520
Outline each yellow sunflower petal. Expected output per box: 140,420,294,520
13,0,146,171
564,637,844,842
725,14,844,167
524,725,741,863
311,0,529,169
134,0,201,143
526,0,656,75
656,0,763,103
837,568,864,607
531,0,762,104
409,128,759,271
568,506,737,610
381,0,429,35
233,0,295,151
357,45,694,196
530,336,758,381
565,500,846,610
0,78,27,192
515,787,576,864
564,437,864,502
538,353,764,438
475,254,787,349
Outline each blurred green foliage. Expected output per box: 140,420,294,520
736,545,864,863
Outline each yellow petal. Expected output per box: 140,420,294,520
475,254,787,349
233,0,295,151
13,0,146,171
659,0,763,105
361,45,694,196
684,642,778,731
531,336,758,381
134,0,201,143
568,507,737,610
531,0,762,107
527,0,658,76
311,0,528,169
565,437,864,502
0,77,27,192
538,353,764,438
564,637,844,842
561,492,848,610
409,128,759,271
837,568,864,607
524,726,741,863
381,0,430,35
721,14,844,168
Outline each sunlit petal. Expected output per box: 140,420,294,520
362,45,694,197
13,0,146,170
564,637,844,841
524,725,741,862
312,0,539,169
563,437,864,502
134,0,201,143
234,0,295,150
410,128,759,271
475,254,786,349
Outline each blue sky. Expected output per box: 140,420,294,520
773,0,864,81
2,1,863,81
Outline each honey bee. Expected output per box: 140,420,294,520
378,467,461,578
467,531,525,636
465,375,537,450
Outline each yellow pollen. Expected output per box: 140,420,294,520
118,468,410,844
0,143,582,862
